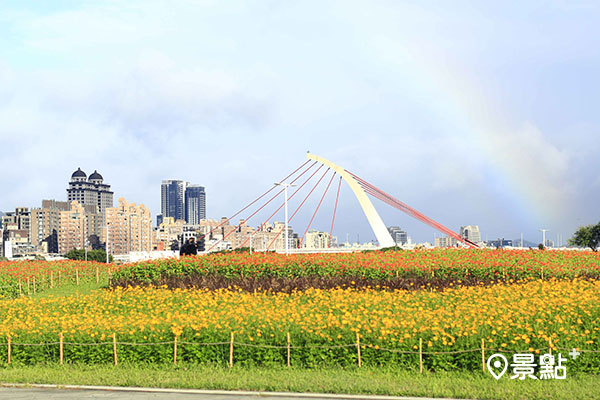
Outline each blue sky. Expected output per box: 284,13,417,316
1,1,599,244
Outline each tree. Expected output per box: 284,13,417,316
65,248,113,263
569,223,600,252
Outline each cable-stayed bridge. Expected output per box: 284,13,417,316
201,153,477,252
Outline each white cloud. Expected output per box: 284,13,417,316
0,1,598,243
19,2,167,53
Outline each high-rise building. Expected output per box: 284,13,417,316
1,208,31,235
435,236,458,248
105,198,153,255
0,229,6,258
58,201,101,254
31,200,70,253
185,185,206,225
303,229,332,249
1,208,32,255
155,216,186,251
67,168,114,215
460,225,482,243
161,180,187,222
387,226,408,246
161,180,206,224
487,239,513,248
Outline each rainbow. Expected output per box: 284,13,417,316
374,42,568,227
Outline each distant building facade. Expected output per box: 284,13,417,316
185,185,206,225
31,200,70,253
192,218,299,252
1,207,34,256
161,180,187,222
106,198,153,255
387,226,408,246
435,236,458,248
58,201,102,254
460,225,482,243
161,180,206,225
487,239,513,248
1,208,31,239
0,229,6,258
155,216,186,251
303,229,331,249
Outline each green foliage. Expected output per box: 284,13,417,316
378,246,404,252
65,249,113,263
569,223,600,252
210,247,253,255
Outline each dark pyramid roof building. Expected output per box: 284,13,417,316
88,170,103,182
67,168,113,214
71,167,87,179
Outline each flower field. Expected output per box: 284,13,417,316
112,249,600,289
2,250,599,372
1,278,599,371
0,260,117,297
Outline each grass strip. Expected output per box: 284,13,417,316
0,364,598,400
30,278,109,298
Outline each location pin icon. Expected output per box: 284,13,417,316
487,354,508,380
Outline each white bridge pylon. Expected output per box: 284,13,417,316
306,153,396,247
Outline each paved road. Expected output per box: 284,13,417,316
0,385,457,400
2,387,212,399
2,387,294,399
0,385,460,400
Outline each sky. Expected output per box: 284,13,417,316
1,0,599,245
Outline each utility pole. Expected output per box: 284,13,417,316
521,232,524,248
106,224,110,263
539,229,549,248
275,182,296,255
84,215,88,261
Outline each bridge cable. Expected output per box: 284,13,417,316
298,170,337,248
206,161,319,252
198,159,312,242
328,176,343,248
233,164,326,250
347,171,477,248
265,168,332,251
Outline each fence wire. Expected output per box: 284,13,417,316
0,340,595,355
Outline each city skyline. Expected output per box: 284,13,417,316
0,165,569,247
1,2,599,244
